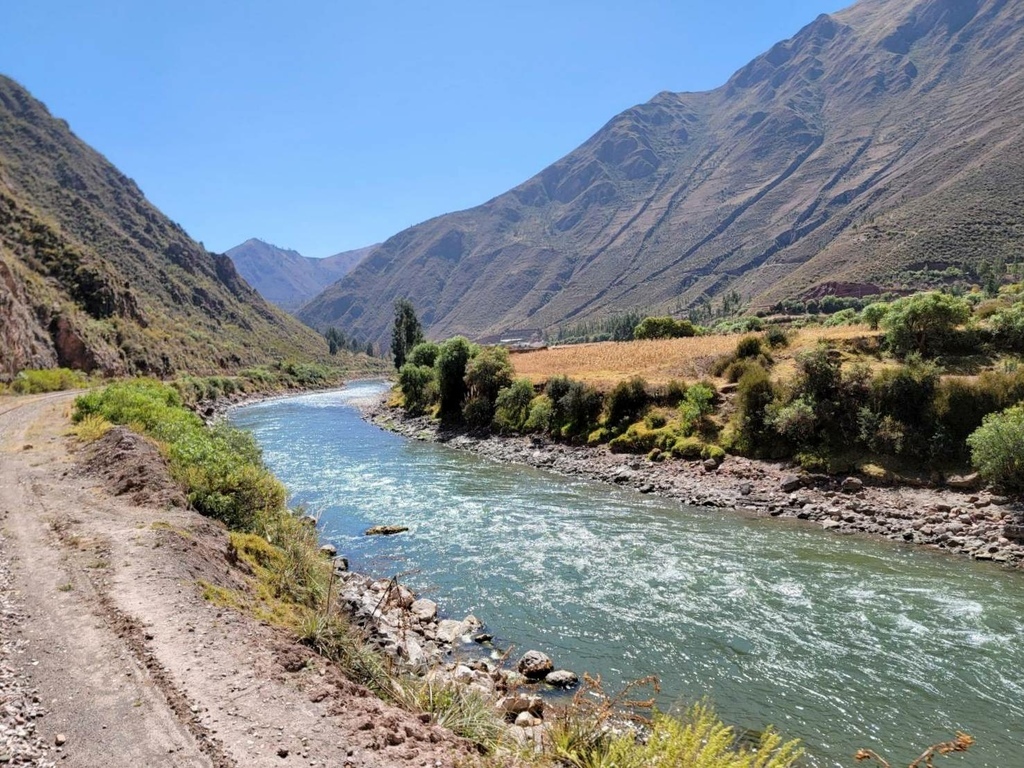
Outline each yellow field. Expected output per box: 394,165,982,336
512,326,881,389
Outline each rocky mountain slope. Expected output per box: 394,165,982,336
0,75,333,381
300,0,1024,344
226,238,376,312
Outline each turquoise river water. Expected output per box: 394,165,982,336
230,381,1024,767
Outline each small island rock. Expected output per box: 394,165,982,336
517,650,554,680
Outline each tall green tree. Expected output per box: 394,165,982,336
435,336,475,419
391,299,425,370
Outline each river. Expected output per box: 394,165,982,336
229,381,1024,767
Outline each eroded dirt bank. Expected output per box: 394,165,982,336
363,400,1024,570
0,393,477,767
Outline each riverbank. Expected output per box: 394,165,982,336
0,392,483,766
363,398,1024,570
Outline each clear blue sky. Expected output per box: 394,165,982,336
2,1,846,257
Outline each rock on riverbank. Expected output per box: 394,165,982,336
364,402,1024,569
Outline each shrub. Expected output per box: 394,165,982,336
967,405,1024,492
398,363,436,415
609,423,677,454
728,365,776,456
74,381,285,530
407,341,441,368
605,376,649,431
671,436,704,460
882,292,971,357
9,368,87,394
558,380,604,439
525,395,554,433
493,378,535,433
603,706,802,768
823,308,858,327
701,444,726,462
735,335,763,359
860,302,891,330
72,413,112,441
463,346,514,424
634,316,698,340
678,382,716,436
988,303,1024,351
764,326,790,348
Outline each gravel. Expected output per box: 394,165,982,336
0,530,56,767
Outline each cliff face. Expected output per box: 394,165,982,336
0,75,329,381
300,0,1024,344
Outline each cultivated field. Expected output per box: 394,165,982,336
512,326,880,389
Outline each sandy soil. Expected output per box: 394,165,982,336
0,393,478,768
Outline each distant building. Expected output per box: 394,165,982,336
475,328,547,352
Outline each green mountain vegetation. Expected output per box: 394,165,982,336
0,75,355,381
301,0,1024,347
226,238,376,312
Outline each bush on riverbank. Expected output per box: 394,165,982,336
3,367,89,394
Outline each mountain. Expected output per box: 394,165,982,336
0,75,335,381
300,0,1024,344
226,238,375,312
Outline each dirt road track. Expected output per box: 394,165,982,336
0,393,475,767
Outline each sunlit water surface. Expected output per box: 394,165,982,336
231,382,1024,767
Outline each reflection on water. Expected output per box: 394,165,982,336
231,382,1024,768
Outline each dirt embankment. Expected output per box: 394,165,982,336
364,400,1024,570
0,393,478,767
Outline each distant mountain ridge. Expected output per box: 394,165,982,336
0,75,332,380
226,238,376,312
300,0,1024,345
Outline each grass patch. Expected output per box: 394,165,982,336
8,368,89,394
71,413,113,441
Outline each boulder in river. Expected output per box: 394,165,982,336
319,543,338,558
410,598,437,622
545,669,579,688
517,650,554,680
365,525,410,536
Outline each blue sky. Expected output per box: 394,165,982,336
2,1,845,257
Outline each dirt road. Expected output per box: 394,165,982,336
0,393,474,767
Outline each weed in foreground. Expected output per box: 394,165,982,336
855,733,974,768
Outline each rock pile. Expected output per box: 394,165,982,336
335,571,577,738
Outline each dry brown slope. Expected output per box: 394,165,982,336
300,0,1024,344
0,75,334,381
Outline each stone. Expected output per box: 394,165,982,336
545,669,579,688
499,693,544,717
841,477,864,493
434,618,462,643
947,473,982,490
364,525,409,536
299,515,318,527
55,734,67,747
703,459,719,472
319,543,338,558
515,711,541,728
277,747,289,758
738,482,754,496
410,598,437,622
517,650,554,680
780,474,803,492
473,633,494,644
